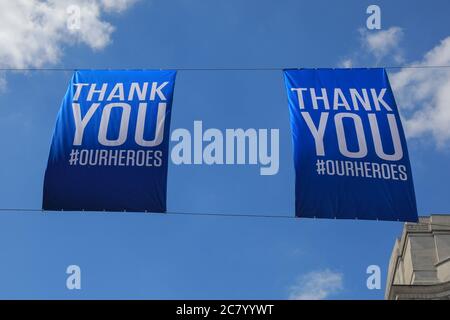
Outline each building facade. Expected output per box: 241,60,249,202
385,215,450,299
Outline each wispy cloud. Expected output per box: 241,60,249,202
360,27,404,64
340,59,353,68
101,0,139,12
0,0,139,89
288,269,343,300
0,73,6,93
340,26,404,67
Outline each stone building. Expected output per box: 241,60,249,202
385,214,450,299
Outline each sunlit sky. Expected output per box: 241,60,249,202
0,0,449,299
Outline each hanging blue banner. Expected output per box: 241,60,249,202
284,68,418,222
43,70,176,212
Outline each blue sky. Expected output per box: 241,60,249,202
0,0,449,299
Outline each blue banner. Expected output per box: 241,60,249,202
43,70,176,212
284,68,418,222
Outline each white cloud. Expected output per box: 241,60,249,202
360,27,404,63
0,0,139,70
288,269,343,300
341,25,450,148
390,37,450,147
